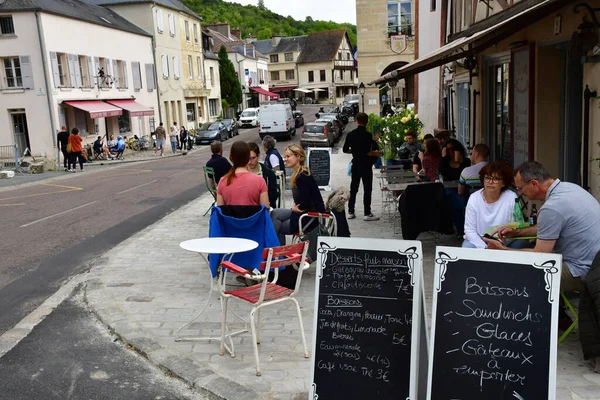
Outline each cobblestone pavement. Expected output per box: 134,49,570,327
85,150,600,399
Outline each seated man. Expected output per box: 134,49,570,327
109,135,126,159
398,132,422,170
206,141,231,185
93,136,111,159
458,143,489,195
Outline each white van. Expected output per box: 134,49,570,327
258,104,295,140
239,107,259,127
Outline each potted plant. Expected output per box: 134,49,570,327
369,108,424,165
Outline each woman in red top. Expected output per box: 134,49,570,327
68,128,84,172
216,141,270,207
419,138,442,182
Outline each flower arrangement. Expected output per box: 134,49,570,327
367,108,424,159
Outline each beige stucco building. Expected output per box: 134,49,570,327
0,0,158,159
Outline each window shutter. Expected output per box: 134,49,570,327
87,56,94,88
74,55,82,88
173,56,179,79
105,58,112,87
67,54,76,87
145,63,155,90
132,62,141,90
168,14,175,36
19,56,34,89
197,56,202,80
122,61,128,88
161,55,169,78
156,9,164,32
112,60,119,88
50,52,60,87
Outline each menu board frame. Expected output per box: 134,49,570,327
307,147,332,191
309,237,424,400
427,247,561,400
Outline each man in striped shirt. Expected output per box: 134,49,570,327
458,143,489,196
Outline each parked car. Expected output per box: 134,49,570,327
258,103,295,140
315,115,343,142
293,110,304,128
301,122,335,148
220,118,239,138
195,122,228,144
239,108,259,127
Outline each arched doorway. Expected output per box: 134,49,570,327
380,61,414,105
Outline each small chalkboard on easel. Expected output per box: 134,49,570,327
307,147,331,191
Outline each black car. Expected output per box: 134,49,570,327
293,111,304,128
220,118,239,138
195,122,228,144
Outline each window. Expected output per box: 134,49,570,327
338,51,342,60
193,23,198,44
185,20,190,41
156,9,164,33
132,61,142,90
270,71,280,81
173,56,180,79
78,55,90,87
54,52,69,87
0,16,15,35
285,69,294,80
187,55,193,79
209,99,218,116
270,54,279,63
308,71,314,82
346,52,351,60
196,56,202,80
387,0,412,36
186,103,195,122
350,70,354,81
320,70,326,81
161,54,169,78
168,13,175,36
145,63,156,90
117,110,131,133
284,52,293,62
114,60,128,88
209,67,214,85
3,57,21,87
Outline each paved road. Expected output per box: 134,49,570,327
0,105,319,335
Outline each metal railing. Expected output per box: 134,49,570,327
0,144,18,169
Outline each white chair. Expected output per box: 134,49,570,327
218,241,310,376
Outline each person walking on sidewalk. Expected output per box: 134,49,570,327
154,123,167,156
343,112,380,221
57,126,70,171
169,122,178,154
68,128,84,172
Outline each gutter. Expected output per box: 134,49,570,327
151,2,163,123
34,11,57,155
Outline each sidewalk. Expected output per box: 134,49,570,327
84,151,599,399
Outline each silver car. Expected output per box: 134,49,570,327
301,122,335,148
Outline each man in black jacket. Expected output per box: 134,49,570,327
343,113,380,221
206,141,231,184
57,126,70,171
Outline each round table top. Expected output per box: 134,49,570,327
180,238,258,254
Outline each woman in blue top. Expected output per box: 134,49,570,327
270,144,325,245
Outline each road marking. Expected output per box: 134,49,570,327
21,200,98,228
0,186,82,201
42,183,84,190
100,169,153,178
0,203,25,206
116,180,158,195
167,169,194,178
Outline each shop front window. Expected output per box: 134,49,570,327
118,110,131,133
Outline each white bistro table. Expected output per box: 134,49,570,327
176,237,258,355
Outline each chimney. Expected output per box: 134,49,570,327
205,23,230,40
231,27,241,39
245,33,257,44
271,35,283,46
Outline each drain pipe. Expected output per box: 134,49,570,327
35,11,57,162
151,2,163,123
583,84,597,191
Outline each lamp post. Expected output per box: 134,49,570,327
358,82,365,113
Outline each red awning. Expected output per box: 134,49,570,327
270,85,297,92
250,87,280,98
106,99,155,117
64,100,123,119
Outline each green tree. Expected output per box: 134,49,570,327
258,0,265,10
218,45,243,110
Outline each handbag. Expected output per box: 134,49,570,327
346,161,352,176
66,143,72,153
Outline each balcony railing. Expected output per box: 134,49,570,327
334,60,356,69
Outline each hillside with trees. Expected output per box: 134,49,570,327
182,0,357,45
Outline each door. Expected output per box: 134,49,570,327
455,81,470,149
11,111,30,156
485,59,510,163
560,45,583,184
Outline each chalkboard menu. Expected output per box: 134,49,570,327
310,237,424,399
427,247,561,400
307,148,331,190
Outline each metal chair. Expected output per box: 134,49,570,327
218,241,310,376
558,290,579,344
203,166,217,216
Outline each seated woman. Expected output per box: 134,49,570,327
419,138,442,182
216,141,270,207
463,161,529,249
270,144,326,246
413,134,434,173
439,138,471,181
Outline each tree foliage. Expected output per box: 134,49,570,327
218,45,243,109
182,0,357,45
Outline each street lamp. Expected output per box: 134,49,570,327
358,82,365,113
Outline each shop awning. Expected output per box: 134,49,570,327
250,87,280,98
270,85,297,92
369,0,569,85
106,99,155,117
64,100,122,119
294,88,312,93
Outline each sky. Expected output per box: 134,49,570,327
222,0,356,25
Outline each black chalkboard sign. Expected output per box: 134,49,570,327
310,237,424,399
307,148,331,190
427,247,561,400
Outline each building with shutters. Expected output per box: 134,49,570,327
86,0,217,129
0,0,157,159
